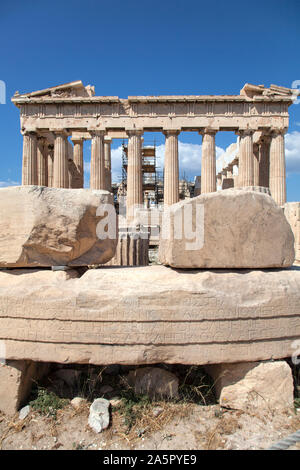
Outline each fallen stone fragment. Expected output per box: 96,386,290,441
19,405,30,420
205,360,294,412
127,367,179,399
159,188,295,268
71,397,86,410
88,398,110,433
152,406,164,417
0,186,116,267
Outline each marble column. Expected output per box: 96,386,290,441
22,131,37,185
126,129,143,223
104,137,112,192
37,137,48,186
90,131,105,190
259,135,270,188
163,130,180,206
71,137,84,188
47,145,54,187
237,129,254,187
53,131,69,188
269,129,286,206
200,129,217,193
253,143,260,187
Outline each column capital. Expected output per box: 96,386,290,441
236,128,255,137
270,127,287,136
89,129,105,138
71,136,85,144
21,128,37,136
126,129,144,137
104,136,112,143
162,129,180,136
50,129,69,137
199,127,218,136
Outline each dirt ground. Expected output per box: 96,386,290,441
0,363,299,451
0,402,300,451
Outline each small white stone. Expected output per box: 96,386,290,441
71,397,86,409
19,405,30,420
88,398,110,433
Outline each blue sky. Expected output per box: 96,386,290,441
0,0,299,200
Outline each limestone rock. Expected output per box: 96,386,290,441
0,360,49,415
19,405,30,420
159,188,295,268
71,397,86,409
206,361,294,412
0,186,117,267
0,266,300,366
127,367,179,399
88,398,110,433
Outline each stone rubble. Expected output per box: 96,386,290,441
88,398,110,433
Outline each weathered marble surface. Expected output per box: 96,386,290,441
159,189,295,268
0,186,116,267
0,265,299,365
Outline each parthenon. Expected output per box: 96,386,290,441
12,81,296,222
0,79,299,428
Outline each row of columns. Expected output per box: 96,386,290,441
22,130,112,192
217,129,286,206
22,127,287,221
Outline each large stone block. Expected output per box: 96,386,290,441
205,361,294,412
159,188,295,268
0,265,299,366
0,360,49,415
0,186,117,267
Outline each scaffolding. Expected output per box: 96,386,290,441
121,140,163,206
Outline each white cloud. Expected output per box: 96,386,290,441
0,179,20,187
108,141,227,183
82,130,300,184
286,131,300,175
